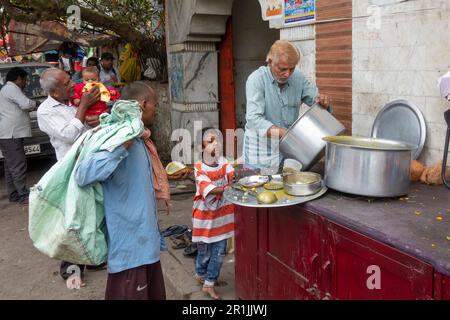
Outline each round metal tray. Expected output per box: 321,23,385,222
224,181,328,208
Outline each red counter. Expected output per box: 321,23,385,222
234,184,450,300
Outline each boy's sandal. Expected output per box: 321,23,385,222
170,236,188,249
171,241,187,249
183,243,198,257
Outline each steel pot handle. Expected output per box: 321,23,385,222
442,110,450,189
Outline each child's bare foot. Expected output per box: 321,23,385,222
202,286,220,300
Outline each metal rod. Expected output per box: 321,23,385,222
442,127,450,189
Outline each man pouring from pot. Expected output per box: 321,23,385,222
244,40,331,172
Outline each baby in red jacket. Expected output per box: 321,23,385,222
71,66,120,116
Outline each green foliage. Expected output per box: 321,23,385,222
0,0,165,41
77,0,165,39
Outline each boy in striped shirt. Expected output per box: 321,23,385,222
192,128,235,300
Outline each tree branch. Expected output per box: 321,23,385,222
1,0,148,46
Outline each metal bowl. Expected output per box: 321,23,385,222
283,172,322,196
263,175,284,190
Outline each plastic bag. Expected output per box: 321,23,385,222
29,101,144,265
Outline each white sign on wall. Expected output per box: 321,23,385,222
259,0,284,20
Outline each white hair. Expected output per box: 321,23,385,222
266,40,301,65
40,67,62,94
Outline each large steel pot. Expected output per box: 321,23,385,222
279,104,345,171
323,136,415,197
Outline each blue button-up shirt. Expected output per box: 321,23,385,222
75,139,161,273
244,66,319,169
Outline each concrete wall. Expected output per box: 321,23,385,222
151,82,172,164
280,25,316,83
353,0,450,165
280,24,316,114
232,0,279,129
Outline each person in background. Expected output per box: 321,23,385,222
438,70,450,101
59,51,74,75
71,57,100,84
74,81,167,300
192,127,235,300
98,52,119,88
0,67,36,205
37,67,101,285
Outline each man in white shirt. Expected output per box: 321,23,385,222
37,67,100,160
0,67,36,205
37,67,101,284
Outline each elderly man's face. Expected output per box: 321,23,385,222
52,71,75,101
268,55,296,84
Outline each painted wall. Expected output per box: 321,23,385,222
353,0,450,165
232,0,279,129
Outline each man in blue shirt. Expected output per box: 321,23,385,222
244,40,331,170
74,81,166,300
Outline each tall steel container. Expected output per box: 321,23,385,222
279,105,345,171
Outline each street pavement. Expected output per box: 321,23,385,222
0,158,235,300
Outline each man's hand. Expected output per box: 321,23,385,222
123,140,134,149
85,115,100,128
267,125,287,140
315,94,331,108
79,86,101,109
29,102,39,112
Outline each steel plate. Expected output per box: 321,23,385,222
371,100,426,159
224,181,328,208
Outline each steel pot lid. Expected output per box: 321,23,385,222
371,100,426,159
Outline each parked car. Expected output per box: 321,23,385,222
0,62,55,163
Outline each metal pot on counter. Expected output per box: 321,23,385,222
322,136,416,197
279,104,345,171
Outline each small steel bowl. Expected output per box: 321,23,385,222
283,172,322,196
263,174,284,190
238,175,269,188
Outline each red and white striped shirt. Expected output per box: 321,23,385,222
192,158,235,243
